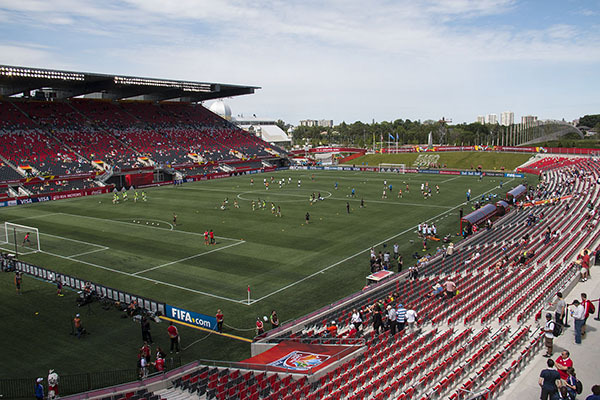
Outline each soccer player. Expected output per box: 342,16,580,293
382,189,387,199
234,200,239,208
334,181,338,190
172,213,177,226
134,191,139,203
346,202,350,214
250,178,254,186
123,191,128,201
22,232,32,246
204,230,209,245
305,212,310,224
436,185,440,194
398,189,403,198
298,179,301,188
405,183,409,192
251,200,256,211
351,188,356,197
142,191,147,202
360,198,365,208
271,203,276,214
277,206,281,218
113,193,118,204
210,230,215,245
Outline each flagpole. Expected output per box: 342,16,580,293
247,285,250,305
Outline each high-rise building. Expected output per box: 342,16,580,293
501,111,514,126
521,115,538,126
476,115,485,124
300,119,334,128
485,114,498,124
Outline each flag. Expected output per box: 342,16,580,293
388,133,396,141
247,285,250,293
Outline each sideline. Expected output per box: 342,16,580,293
160,316,253,343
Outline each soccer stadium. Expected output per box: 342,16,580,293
0,61,599,400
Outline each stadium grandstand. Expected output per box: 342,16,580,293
2,65,600,400
0,65,287,190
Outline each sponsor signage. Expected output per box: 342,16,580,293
269,351,331,371
165,304,217,331
504,173,524,178
439,170,460,175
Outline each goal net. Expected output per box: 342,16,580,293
0,222,41,255
378,163,406,173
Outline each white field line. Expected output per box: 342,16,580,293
69,247,110,258
41,250,247,304
40,232,108,249
4,213,61,222
226,187,452,209
133,240,246,276
249,180,513,304
55,213,243,242
440,176,460,184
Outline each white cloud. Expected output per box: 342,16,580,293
0,0,598,123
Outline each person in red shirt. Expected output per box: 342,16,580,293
209,229,215,245
256,317,264,335
555,350,573,381
154,356,165,372
204,230,209,245
140,342,151,361
581,293,593,337
216,309,224,333
167,322,180,353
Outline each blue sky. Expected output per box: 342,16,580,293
0,0,599,125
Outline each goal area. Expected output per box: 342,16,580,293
0,222,41,255
378,163,406,173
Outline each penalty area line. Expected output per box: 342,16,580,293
40,250,248,304
133,240,246,276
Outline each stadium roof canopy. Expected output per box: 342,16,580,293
0,65,259,102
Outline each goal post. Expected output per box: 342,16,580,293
378,163,406,174
2,222,41,255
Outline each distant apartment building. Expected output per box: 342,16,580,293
521,115,538,126
300,119,334,128
501,111,514,126
476,115,485,124
485,114,498,124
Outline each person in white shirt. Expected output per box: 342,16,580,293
405,309,417,329
387,305,397,335
541,313,556,357
350,309,362,332
570,300,586,344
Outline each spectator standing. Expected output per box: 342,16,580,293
74,313,83,339
141,315,152,343
35,378,44,400
586,385,600,400
216,309,224,333
555,350,573,381
269,310,279,329
405,308,418,330
396,303,407,332
154,355,165,372
542,313,556,357
140,341,151,362
564,367,579,400
256,317,264,335
47,370,59,400
555,292,567,327
570,300,585,344
15,271,22,295
581,293,593,338
397,254,403,272
371,302,383,334
387,305,397,336
539,358,562,400
167,322,180,353
350,308,362,332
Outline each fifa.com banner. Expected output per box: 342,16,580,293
165,304,218,331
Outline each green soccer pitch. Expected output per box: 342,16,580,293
0,168,529,378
